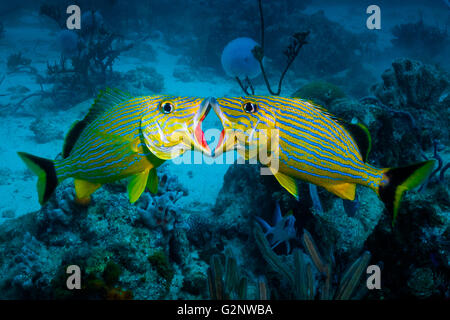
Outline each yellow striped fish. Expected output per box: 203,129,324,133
210,96,435,224
18,88,212,205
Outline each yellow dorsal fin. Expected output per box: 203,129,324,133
63,88,133,158
74,179,101,201
270,168,299,200
323,182,356,201
128,169,149,203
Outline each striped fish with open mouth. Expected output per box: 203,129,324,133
18,88,212,205
210,95,435,224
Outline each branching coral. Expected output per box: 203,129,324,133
41,6,133,107
235,0,310,96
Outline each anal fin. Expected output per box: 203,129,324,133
270,168,299,200
74,179,101,206
323,182,356,201
128,169,149,203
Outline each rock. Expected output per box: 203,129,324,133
29,118,64,144
407,267,436,298
1,209,15,219
371,58,449,110
312,186,384,257
365,59,450,166
212,163,281,237
123,66,164,95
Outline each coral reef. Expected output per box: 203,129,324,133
365,182,449,299
52,260,133,300
367,58,449,166
148,250,174,291
136,191,184,233
0,169,208,299
214,161,383,258
371,58,449,112
407,267,438,298
311,187,384,256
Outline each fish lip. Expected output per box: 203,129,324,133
210,97,236,158
209,97,227,158
192,97,212,156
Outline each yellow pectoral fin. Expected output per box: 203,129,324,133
128,169,149,203
270,168,299,200
146,168,158,194
74,179,101,201
323,182,356,201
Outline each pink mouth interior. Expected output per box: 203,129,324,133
195,109,211,153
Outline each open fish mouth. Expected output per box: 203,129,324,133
209,97,229,158
192,97,212,156
209,98,254,158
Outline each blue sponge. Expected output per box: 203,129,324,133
221,37,261,79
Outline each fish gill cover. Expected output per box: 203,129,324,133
0,0,448,302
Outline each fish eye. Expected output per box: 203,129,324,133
161,101,174,114
243,101,258,113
